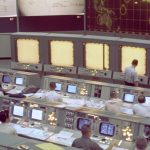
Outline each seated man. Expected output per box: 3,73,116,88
133,95,150,117
0,109,17,135
135,136,148,150
45,82,62,102
105,90,123,114
72,124,103,150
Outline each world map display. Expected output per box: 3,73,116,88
86,0,150,34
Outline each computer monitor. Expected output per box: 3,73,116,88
2,75,11,83
145,96,150,105
55,83,62,91
99,122,115,136
67,85,77,94
123,93,135,103
30,109,43,121
15,77,24,85
12,105,24,117
77,118,91,130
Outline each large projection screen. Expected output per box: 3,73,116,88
121,46,146,75
17,39,40,64
50,40,74,67
85,43,109,70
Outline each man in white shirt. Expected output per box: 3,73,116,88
105,90,123,114
133,95,150,117
0,110,17,135
45,82,62,102
124,59,139,86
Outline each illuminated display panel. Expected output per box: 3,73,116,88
67,85,77,94
55,83,62,91
30,109,43,121
2,75,11,83
123,93,135,103
85,43,109,70
15,77,24,85
145,97,150,105
86,0,150,35
50,40,74,67
99,122,115,136
77,118,91,130
121,46,146,75
17,39,40,64
12,105,24,117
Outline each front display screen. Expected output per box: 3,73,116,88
30,109,43,121
67,85,77,94
2,75,11,83
15,77,24,85
99,122,115,136
145,97,150,105
12,105,24,117
77,118,91,130
123,93,135,103
55,83,62,91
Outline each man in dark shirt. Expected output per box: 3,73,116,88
72,125,103,150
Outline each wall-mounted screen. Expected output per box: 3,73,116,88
121,46,146,75
99,122,115,136
145,97,150,105
86,0,150,35
84,43,109,70
15,77,24,85
2,75,11,83
67,85,77,94
12,105,24,117
123,93,135,103
17,0,84,32
30,109,43,121
50,40,74,67
0,0,17,32
16,39,40,64
55,83,62,91
77,118,91,130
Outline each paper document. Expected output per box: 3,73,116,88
112,147,128,150
36,143,64,150
120,107,133,115
57,131,73,139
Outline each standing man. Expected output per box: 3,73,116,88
124,59,139,86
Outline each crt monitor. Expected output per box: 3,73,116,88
55,83,62,91
77,118,91,130
123,93,135,103
145,96,150,105
99,122,115,136
15,77,24,85
30,109,43,121
2,75,11,83
67,85,77,94
12,105,24,117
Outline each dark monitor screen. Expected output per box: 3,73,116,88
77,118,91,130
123,93,135,103
30,109,43,121
2,75,11,83
67,85,77,94
12,105,24,117
145,97,150,105
99,122,115,136
15,77,24,85
55,83,62,91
